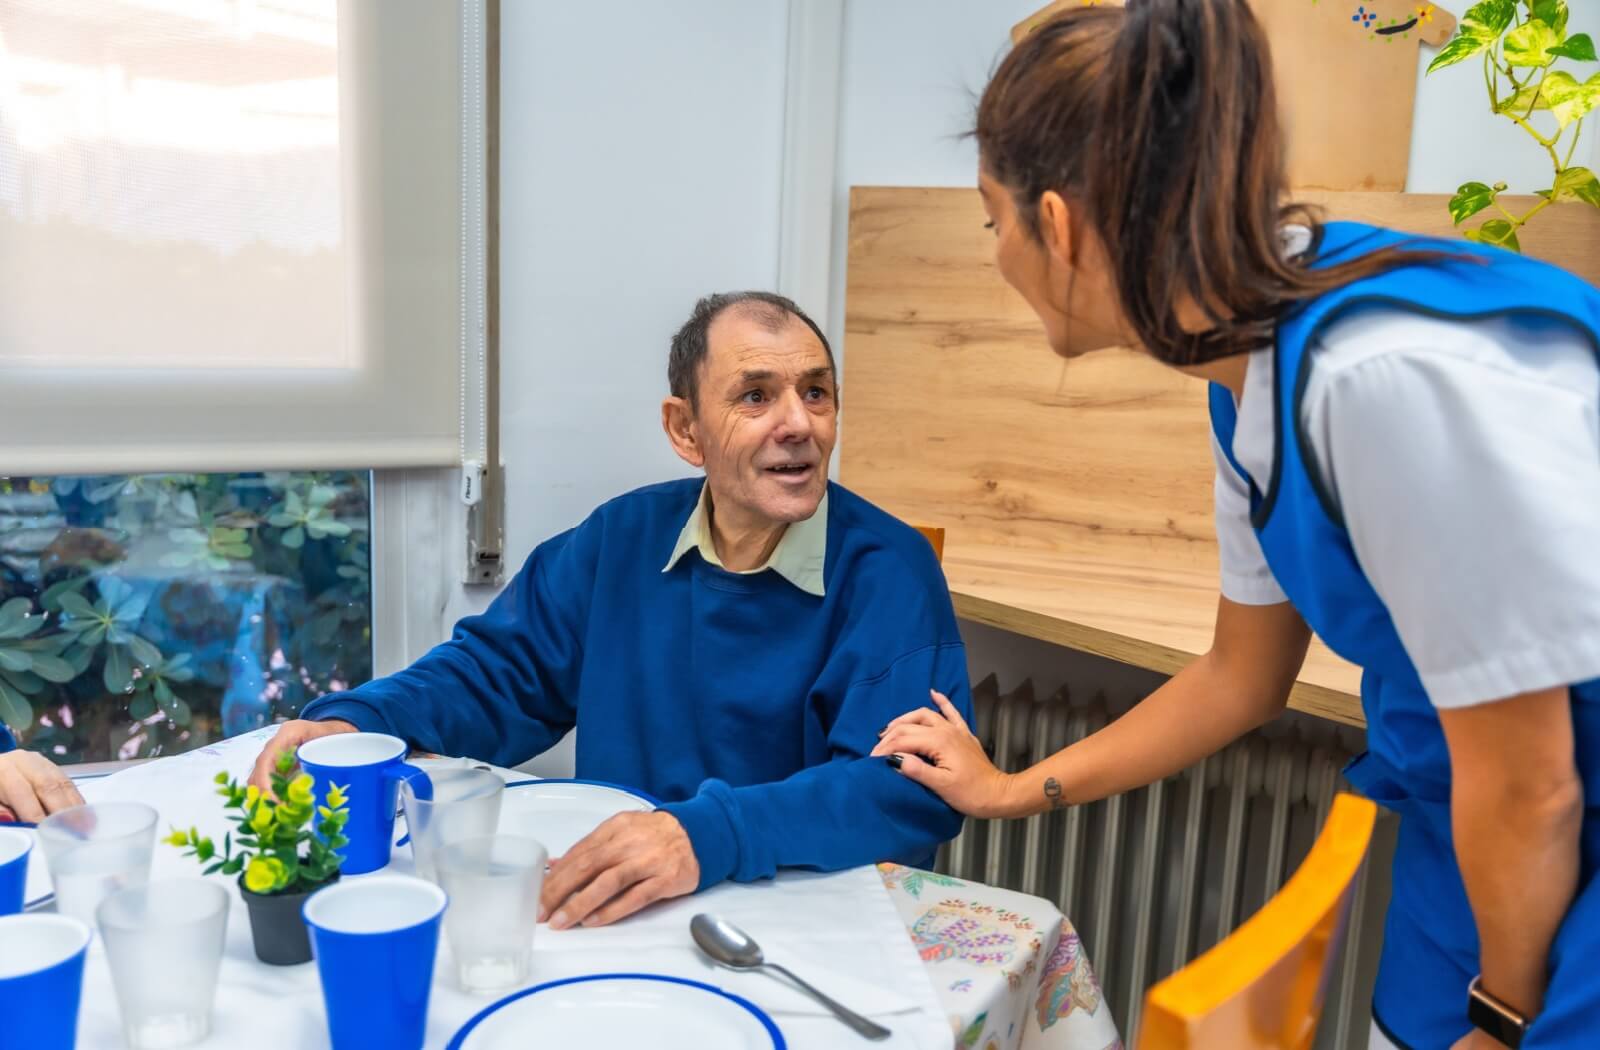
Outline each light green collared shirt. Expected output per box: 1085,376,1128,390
662,482,827,597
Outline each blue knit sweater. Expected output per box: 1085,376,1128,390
304,479,970,888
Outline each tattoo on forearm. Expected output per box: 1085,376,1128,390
1043,777,1066,811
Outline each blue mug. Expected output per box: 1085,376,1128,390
297,733,431,875
0,826,31,915
0,914,92,1050
303,875,447,1050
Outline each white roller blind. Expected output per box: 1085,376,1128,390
0,0,466,474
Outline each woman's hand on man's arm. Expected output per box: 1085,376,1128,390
875,597,1311,818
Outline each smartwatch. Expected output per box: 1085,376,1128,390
1468,976,1531,1049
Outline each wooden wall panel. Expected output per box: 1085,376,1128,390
842,186,1213,566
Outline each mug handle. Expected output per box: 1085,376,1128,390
385,761,433,822
389,761,434,847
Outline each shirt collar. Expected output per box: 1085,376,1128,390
662,482,827,597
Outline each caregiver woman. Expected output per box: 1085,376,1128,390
870,3,1600,1048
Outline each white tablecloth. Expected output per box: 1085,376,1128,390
23,730,1121,1050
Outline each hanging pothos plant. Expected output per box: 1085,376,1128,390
1428,0,1600,251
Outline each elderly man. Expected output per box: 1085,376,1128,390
249,291,972,929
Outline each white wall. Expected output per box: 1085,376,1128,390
437,0,790,773
496,0,789,559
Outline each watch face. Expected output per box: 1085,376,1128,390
1468,988,1526,1049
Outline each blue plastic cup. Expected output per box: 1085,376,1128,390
303,875,447,1050
0,826,31,915
0,913,92,1050
297,733,431,875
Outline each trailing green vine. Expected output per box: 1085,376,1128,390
1428,0,1600,251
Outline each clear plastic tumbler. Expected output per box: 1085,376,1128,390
96,879,229,1049
37,802,157,926
401,767,504,883
435,834,547,993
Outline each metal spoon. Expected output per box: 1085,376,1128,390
690,913,892,1042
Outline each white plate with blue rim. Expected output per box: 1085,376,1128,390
495,779,659,858
447,973,786,1049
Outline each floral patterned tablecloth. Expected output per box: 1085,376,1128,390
879,865,1125,1050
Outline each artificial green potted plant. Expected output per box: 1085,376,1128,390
167,751,350,965
1428,0,1600,251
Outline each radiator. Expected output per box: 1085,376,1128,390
936,675,1396,1049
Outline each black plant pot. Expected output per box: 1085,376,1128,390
239,870,339,966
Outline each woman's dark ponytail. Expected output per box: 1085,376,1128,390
978,0,1439,364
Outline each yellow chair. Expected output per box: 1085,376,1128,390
913,525,946,564
1137,793,1378,1050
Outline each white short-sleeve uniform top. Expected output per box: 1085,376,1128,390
1213,230,1600,709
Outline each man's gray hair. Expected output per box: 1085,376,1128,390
668,291,835,408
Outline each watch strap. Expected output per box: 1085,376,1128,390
1468,976,1530,1050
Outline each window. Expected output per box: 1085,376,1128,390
0,0,470,475
0,0,491,763
0,471,372,762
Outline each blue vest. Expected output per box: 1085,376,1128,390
1210,222,1600,1049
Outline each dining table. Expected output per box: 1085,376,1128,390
20,728,1124,1050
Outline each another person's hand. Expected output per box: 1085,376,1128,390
871,689,1020,818
247,719,358,792
0,750,85,824
539,811,699,930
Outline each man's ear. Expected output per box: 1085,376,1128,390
661,396,705,468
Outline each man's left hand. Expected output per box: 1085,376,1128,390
539,811,699,930
1451,1031,1511,1050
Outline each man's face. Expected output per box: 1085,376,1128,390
683,309,837,527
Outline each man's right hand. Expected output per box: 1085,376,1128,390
0,750,85,824
248,719,358,792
